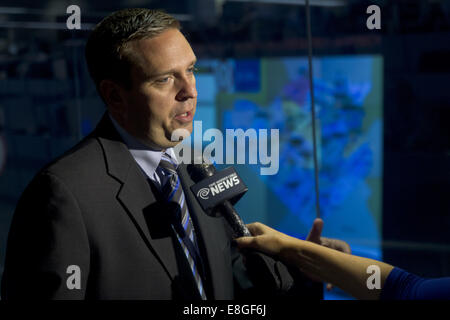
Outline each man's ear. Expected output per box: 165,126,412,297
99,79,126,116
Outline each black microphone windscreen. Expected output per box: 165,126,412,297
187,159,216,182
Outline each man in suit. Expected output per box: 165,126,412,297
1,8,342,300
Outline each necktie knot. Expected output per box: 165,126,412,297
158,153,179,198
159,152,178,174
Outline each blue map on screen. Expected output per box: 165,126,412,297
195,56,383,262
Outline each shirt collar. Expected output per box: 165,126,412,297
108,113,178,179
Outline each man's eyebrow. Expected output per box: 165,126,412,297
146,58,197,79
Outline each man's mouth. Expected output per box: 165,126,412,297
174,110,194,123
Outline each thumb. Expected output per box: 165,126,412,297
306,218,323,244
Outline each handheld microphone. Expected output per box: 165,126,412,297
187,160,324,299
187,161,252,238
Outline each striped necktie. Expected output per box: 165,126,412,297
158,152,207,300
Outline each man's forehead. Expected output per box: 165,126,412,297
127,29,195,74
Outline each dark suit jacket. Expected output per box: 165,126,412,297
1,113,321,300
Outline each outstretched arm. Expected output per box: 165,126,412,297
235,222,394,300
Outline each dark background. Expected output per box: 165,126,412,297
0,0,449,299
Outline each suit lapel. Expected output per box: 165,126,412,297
93,114,180,282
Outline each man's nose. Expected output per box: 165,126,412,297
176,76,197,101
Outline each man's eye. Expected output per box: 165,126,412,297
155,77,170,84
188,67,198,74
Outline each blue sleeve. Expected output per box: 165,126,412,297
380,267,450,300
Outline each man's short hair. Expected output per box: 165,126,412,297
85,8,180,91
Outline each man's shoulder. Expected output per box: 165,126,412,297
39,113,124,183
39,135,106,183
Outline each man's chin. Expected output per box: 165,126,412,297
175,121,193,132
167,139,183,147
169,125,193,142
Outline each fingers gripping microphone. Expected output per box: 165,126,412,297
187,162,252,238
